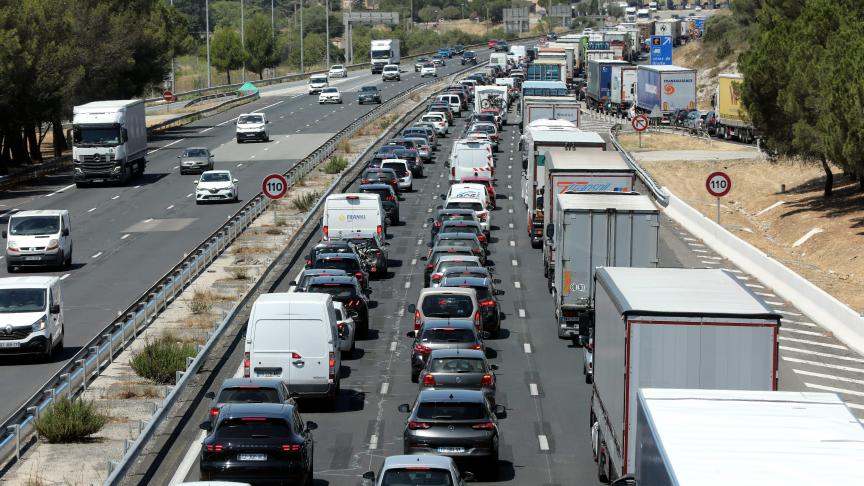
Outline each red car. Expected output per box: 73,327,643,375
487,39,498,49
461,176,496,208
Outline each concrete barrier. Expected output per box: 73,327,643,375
663,188,864,356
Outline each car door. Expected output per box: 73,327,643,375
287,318,329,391
49,283,62,338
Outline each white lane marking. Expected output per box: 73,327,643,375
390,341,398,352
368,434,379,450
253,100,286,112
134,185,141,189
523,343,532,354
780,345,864,363
427,208,432,213
518,309,526,318
794,369,864,386
683,237,697,242
404,281,411,289
380,382,389,395
121,234,130,240
512,259,518,266
91,252,102,258
509,241,515,247
146,138,185,155
703,256,723,260
111,195,120,200
529,383,539,396
538,435,550,451
756,201,784,215
780,327,826,337
168,430,207,486
782,319,816,327
755,292,777,298
397,307,405,317
85,207,98,213
250,155,256,159
692,249,708,253
60,274,71,280
166,205,174,210
237,163,243,167
144,218,153,223
846,402,864,410
687,242,705,247
745,283,764,288
508,208,513,213
700,260,721,265
778,336,847,350
514,281,521,289
417,239,423,245
186,193,193,198
508,223,514,229
199,126,214,133
783,356,864,374
793,228,823,247
46,184,75,197
411,258,417,265
765,300,785,306
509,196,513,200
173,165,179,170
804,382,864,398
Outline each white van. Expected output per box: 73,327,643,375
0,276,64,360
437,94,462,116
308,74,329,94
3,210,72,272
446,183,492,210
322,193,387,243
244,293,341,400
448,140,494,182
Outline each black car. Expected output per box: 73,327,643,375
407,318,486,382
673,108,696,126
200,403,317,484
360,167,399,192
428,208,479,237
440,276,503,336
360,183,399,225
461,51,478,65
304,241,357,269
494,41,509,52
204,378,294,427
311,252,369,291
452,44,465,55
358,86,381,104
305,275,370,337
391,148,424,177
290,268,348,292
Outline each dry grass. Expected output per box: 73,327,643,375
232,244,272,257
618,132,745,152
230,266,250,280
265,227,283,235
112,381,162,400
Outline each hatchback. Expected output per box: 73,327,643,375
438,220,487,248
408,287,481,333
310,253,369,291
305,275,369,337
363,455,474,485
178,147,214,174
289,268,348,292
422,246,476,286
440,276,503,336
359,183,399,225
428,208,480,237
431,233,486,265
419,349,498,406
428,258,484,288
407,318,487,382
204,378,293,427
360,167,399,191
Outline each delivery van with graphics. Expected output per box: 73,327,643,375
322,193,387,246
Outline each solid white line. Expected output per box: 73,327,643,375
88,207,96,212
380,382,389,395
793,228,823,247
186,193,193,198
60,274,71,280
780,345,864,363
199,127,214,133
687,242,705,247
46,184,75,197
368,434,378,450
783,356,864,374
795,369,864,386
778,336,847,350
254,100,285,112
538,435,550,451
91,252,102,259
390,341,397,352
804,382,864,398
404,281,411,289
529,383,539,396
168,430,206,486
121,234,130,240
514,281,521,289
518,309,526,318
166,205,174,210
523,343,532,354
111,195,120,200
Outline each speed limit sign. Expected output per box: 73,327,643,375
262,173,288,199
706,171,731,197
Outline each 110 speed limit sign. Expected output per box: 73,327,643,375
262,173,288,199
706,171,731,197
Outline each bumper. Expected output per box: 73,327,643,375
6,252,63,267
73,166,125,182
200,461,309,483
0,334,50,356
286,381,338,399
404,440,496,460
236,131,267,141
359,96,380,103
383,75,400,81
397,178,412,189
196,190,236,202
180,163,209,173
319,97,341,103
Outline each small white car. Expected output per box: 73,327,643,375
420,63,437,77
333,301,356,356
363,455,473,486
328,64,347,78
308,74,329,94
195,170,239,204
382,64,401,81
235,113,269,143
381,159,412,191
420,113,449,136
318,87,342,104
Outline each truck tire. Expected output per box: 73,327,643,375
597,434,610,483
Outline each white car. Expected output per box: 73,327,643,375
363,455,473,486
308,74,329,94
381,159,412,191
328,64,347,78
443,196,490,234
235,113,269,143
421,113,449,136
195,170,239,204
318,87,342,104
333,301,356,356
420,63,437,77
382,64,400,81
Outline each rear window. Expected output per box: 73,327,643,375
362,188,391,199
382,162,408,176
217,387,280,404
421,294,474,318
308,284,356,299
428,357,485,373
446,202,484,212
381,469,454,486
421,327,476,343
442,225,479,235
437,261,476,272
442,214,474,223
363,170,391,180
416,402,486,420
216,418,293,438
314,258,360,273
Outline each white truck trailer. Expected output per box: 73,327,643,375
591,268,781,484
521,97,581,131
370,39,400,74
72,99,147,186
551,195,659,341
634,389,864,485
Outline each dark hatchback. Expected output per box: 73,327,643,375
305,275,369,337
407,318,486,382
461,51,477,65
428,208,479,237
359,183,399,224
199,402,317,484
360,167,399,191
358,86,381,104
304,240,358,269
440,276,503,336
310,252,369,291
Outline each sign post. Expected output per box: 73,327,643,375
631,114,649,148
162,90,174,112
705,171,731,224
262,173,289,225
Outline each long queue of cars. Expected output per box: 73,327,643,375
193,65,514,484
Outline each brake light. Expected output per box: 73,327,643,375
355,271,364,282
408,421,431,430
431,274,441,282
434,220,442,228
477,234,486,242
386,195,396,201
282,444,302,452
414,310,422,331
479,299,496,307
422,374,436,386
337,322,345,334
205,444,224,451
481,374,493,385
243,352,250,377
474,311,481,330
414,343,431,355
361,178,370,184
210,407,220,417
329,351,335,381
390,178,398,185
292,352,302,359
323,226,328,238
426,262,434,270
471,421,495,430
377,225,382,235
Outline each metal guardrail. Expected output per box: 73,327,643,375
609,126,670,207
0,52,488,480
146,92,260,136
0,156,72,192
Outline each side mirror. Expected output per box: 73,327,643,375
481,331,491,339
407,304,416,313
462,471,476,481
266,120,271,124
546,224,554,238
233,179,239,184
234,120,238,125
426,218,434,224
1,230,7,238
493,278,502,284
306,421,318,430
193,180,199,185
199,421,213,431
490,364,499,371
204,391,215,399
50,304,60,314
363,471,375,481
406,330,416,338
494,404,507,417
397,403,411,413
439,194,446,200
61,228,69,236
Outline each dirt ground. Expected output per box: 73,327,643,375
619,132,747,152
643,157,864,312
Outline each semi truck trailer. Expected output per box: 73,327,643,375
714,73,756,143
635,65,696,123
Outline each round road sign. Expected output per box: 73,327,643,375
262,173,288,200
706,171,731,197
163,90,174,102
631,114,649,132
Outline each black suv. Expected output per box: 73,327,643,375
461,51,478,65
359,183,399,225
358,86,381,104
305,275,370,337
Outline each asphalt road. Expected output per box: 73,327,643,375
0,50,494,422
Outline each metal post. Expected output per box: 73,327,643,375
170,0,175,94
241,0,246,82
206,0,212,88
716,197,721,224
300,0,304,73
325,0,330,67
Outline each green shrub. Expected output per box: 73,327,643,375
130,337,197,385
324,156,349,174
291,191,321,211
35,397,107,443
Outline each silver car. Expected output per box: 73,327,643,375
178,147,214,174
418,348,498,406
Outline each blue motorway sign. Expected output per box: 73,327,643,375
650,35,673,65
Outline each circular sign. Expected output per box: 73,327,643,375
163,90,174,102
664,84,676,95
706,171,731,197
262,173,288,200
631,114,649,132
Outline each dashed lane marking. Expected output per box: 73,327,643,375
166,205,174,210
45,184,76,197
368,434,378,450
60,274,71,280
780,345,864,363
779,336,847,350
794,369,864,386
783,356,864,374
523,343,532,354
538,435,550,451
512,259,518,266
518,309,526,318
514,281,521,289
530,383,539,396
804,382,864,398
91,252,102,259
390,341,397,352
121,234,130,240
88,207,96,212
380,382,389,395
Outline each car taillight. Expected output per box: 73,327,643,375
434,220,442,228
282,444,302,452
243,352,250,377
323,226,328,238
477,234,486,242
329,351,335,381
474,311,481,330
481,374,493,386
377,225,383,235
390,179,398,185
471,344,482,350
414,310,422,331
408,421,431,430
471,422,495,430
361,178,370,184
386,195,396,201
426,263,434,270
292,352,302,359
210,407,220,417
337,322,346,334
205,444,224,451
431,274,441,282
479,299,496,308
414,343,432,355
422,374,436,386
478,213,487,222
472,248,482,255
355,271,364,282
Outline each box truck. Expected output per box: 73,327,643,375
586,60,631,110
551,195,659,341
635,65,696,123
72,100,147,186
590,268,781,483
521,97,580,131
608,65,638,116
714,73,756,143
634,389,864,486
370,39,400,74
539,147,635,269
654,19,682,46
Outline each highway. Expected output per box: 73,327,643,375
0,50,494,422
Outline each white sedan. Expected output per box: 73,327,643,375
328,64,347,78
195,170,238,204
420,63,437,77
318,87,343,104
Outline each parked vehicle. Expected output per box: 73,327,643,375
4,210,72,271
72,99,147,186
0,276,64,360
407,318,486,382
195,170,239,204
178,147,214,174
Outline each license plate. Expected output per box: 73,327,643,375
238,453,267,461
0,342,20,348
437,447,465,454
24,256,41,261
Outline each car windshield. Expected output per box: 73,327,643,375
217,387,280,404
330,65,343,70
381,469,454,486
361,86,377,92
382,162,408,177
215,418,292,438
384,66,398,71
182,148,208,158
447,202,484,212
315,258,360,273
423,63,434,68
200,172,230,182
9,216,60,236
364,170,392,180
421,294,473,318
422,116,442,122
322,88,337,93
310,76,327,83
416,401,486,420
237,115,263,124
464,52,475,58
0,289,47,313
421,327,476,343
429,357,485,373
308,284,356,299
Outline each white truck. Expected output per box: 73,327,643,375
608,64,638,116
72,100,147,186
590,267,781,484
521,97,581,130
489,53,509,73
370,39,400,74
634,389,864,485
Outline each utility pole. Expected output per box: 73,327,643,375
206,0,212,87
271,0,275,78
300,0,304,72
241,0,246,82
170,0,175,94
325,0,330,67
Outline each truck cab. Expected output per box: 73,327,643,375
72,99,147,186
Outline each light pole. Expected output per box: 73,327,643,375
206,0,212,87
325,0,330,67
300,0,304,72
170,0,175,94
241,0,246,82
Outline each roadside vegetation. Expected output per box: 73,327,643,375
130,336,197,385
34,397,108,443
323,156,349,175
291,191,322,212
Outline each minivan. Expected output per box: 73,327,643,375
448,140,494,182
3,210,72,271
244,293,341,400
322,193,387,243
0,276,64,360
436,94,462,117
308,74,329,94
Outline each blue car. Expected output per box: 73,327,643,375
438,47,452,59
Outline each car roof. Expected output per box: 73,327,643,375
428,348,486,359
417,388,485,402
430,246,474,256
365,167,397,174
301,268,347,277
219,378,283,390
307,275,357,285
10,210,68,218
440,220,481,228
0,276,59,289
201,170,231,176
219,402,293,419
381,454,455,470
438,208,475,216
419,286,476,298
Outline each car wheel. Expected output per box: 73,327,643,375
195,200,202,205
41,335,54,362
6,264,13,273
64,246,72,268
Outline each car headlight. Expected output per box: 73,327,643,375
46,239,59,250
32,316,47,332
